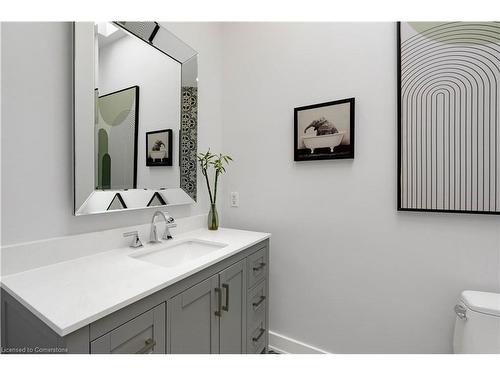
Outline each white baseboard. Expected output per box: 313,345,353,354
268,331,330,354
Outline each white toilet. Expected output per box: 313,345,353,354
453,290,500,353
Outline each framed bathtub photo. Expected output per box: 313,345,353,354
146,129,173,167
294,98,355,161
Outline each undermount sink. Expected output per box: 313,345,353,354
129,239,228,268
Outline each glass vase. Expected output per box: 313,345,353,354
208,203,219,230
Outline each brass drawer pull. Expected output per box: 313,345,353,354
253,262,266,272
252,295,266,308
136,338,156,354
215,287,222,316
252,328,266,342
222,283,229,312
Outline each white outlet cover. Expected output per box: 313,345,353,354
230,192,239,207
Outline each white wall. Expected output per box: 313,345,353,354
219,23,500,353
1,22,222,245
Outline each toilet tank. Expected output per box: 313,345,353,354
453,290,500,354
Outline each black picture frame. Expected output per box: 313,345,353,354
98,85,140,188
146,129,173,167
396,22,500,215
294,98,355,161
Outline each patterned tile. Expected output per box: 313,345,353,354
180,87,198,201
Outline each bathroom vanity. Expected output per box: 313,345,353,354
1,22,269,355
1,228,270,354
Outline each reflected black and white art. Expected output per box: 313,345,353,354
146,129,172,166
398,22,500,214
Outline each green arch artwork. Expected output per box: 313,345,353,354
97,128,111,189
407,22,499,46
95,86,139,190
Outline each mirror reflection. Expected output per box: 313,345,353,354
73,22,198,215
95,22,180,190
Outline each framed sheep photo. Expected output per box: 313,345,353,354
294,98,355,161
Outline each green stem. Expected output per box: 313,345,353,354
202,167,214,204
213,171,219,205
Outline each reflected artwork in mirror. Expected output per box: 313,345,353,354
73,22,198,215
96,86,139,190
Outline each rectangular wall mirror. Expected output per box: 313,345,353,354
73,22,198,215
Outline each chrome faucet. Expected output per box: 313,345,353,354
150,211,177,243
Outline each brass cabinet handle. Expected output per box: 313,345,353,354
136,338,156,354
252,295,266,308
253,262,266,272
222,283,229,312
215,287,222,316
252,328,266,342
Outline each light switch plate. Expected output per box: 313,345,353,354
230,192,239,207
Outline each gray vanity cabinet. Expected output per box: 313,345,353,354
168,275,220,354
246,246,269,353
167,259,247,354
219,260,246,354
90,303,165,354
1,239,269,354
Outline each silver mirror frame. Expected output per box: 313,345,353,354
73,22,198,215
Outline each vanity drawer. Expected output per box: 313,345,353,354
90,303,165,354
247,321,266,354
247,279,266,325
247,247,267,289
247,280,267,354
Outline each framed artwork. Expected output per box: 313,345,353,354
146,129,173,166
397,22,500,215
96,85,139,189
294,98,355,161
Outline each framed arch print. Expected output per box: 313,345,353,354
397,22,500,215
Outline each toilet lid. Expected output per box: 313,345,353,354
460,290,500,317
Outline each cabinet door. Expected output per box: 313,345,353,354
90,303,165,354
168,275,220,354
219,259,247,354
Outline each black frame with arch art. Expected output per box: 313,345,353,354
294,98,355,162
146,129,173,167
397,22,500,215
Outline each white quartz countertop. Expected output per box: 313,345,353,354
1,227,270,337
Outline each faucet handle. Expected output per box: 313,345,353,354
162,222,177,240
163,211,175,223
123,231,143,248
